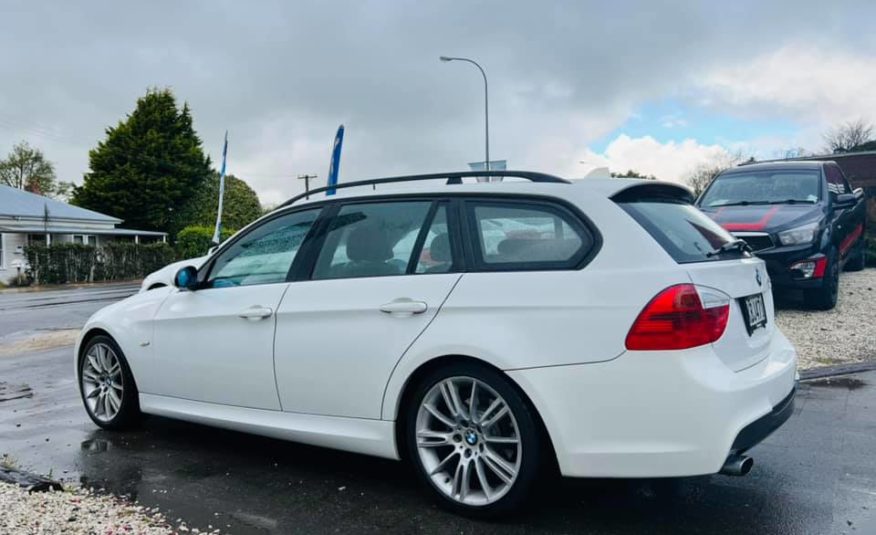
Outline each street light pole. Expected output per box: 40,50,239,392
440,56,490,171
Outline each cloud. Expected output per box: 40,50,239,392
697,44,876,127
577,135,730,184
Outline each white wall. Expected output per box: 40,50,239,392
0,233,28,285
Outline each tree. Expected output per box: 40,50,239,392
176,173,263,232
823,119,874,153
610,169,657,180
72,88,211,235
685,151,749,197
0,141,60,195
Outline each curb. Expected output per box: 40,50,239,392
799,360,876,381
0,466,63,492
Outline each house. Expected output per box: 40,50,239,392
0,184,166,284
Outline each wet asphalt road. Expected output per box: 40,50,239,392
2,286,876,534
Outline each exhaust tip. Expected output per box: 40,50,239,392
720,454,754,476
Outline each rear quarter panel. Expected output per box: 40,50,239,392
381,195,689,420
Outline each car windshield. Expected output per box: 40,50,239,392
700,170,821,207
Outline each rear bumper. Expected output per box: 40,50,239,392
731,386,795,453
507,329,798,478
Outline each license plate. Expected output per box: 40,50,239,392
740,293,767,335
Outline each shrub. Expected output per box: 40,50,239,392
175,225,233,260
24,242,175,285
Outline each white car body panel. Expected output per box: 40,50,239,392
147,283,291,409
275,274,462,419
77,177,798,481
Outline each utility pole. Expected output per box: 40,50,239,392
298,174,317,198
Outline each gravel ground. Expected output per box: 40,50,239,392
776,268,876,369
0,482,220,534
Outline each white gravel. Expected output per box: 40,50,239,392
0,482,218,534
776,268,876,369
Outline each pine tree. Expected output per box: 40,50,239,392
72,88,211,235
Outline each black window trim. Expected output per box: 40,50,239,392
460,197,599,272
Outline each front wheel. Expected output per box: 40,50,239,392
804,250,839,310
405,362,543,517
79,335,142,430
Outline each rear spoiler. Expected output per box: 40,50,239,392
609,182,695,204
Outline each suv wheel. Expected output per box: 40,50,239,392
804,249,839,310
79,335,142,430
405,362,542,516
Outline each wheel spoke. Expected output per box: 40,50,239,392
85,387,101,399
82,370,100,383
424,403,455,429
416,430,451,448
474,457,492,500
440,380,466,419
107,389,122,413
482,447,517,485
103,392,113,418
429,451,459,476
452,459,471,500
108,362,121,378
480,402,509,429
484,435,519,445
87,353,102,374
468,380,478,420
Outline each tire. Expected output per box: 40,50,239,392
78,335,142,430
844,238,867,272
404,361,543,517
804,249,840,310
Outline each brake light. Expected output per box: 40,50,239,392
625,284,730,350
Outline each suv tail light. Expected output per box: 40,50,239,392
625,284,730,350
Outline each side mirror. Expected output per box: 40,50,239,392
834,192,857,209
174,266,199,291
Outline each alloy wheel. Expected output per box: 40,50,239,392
81,342,124,422
415,376,522,507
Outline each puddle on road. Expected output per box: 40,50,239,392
0,382,33,402
807,376,867,390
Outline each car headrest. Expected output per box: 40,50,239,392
430,233,451,262
346,224,394,262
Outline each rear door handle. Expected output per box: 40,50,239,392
379,298,428,316
238,306,273,320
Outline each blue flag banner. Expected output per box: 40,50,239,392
212,131,229,245
326,124,344,196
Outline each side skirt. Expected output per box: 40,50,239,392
139,394,399,460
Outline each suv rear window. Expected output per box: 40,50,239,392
618,199,740,263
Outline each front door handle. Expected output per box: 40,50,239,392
238,306,273,320
379,298,428,316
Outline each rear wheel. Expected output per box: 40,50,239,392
804,249,839,310
79,335,141,430
405,362,543,517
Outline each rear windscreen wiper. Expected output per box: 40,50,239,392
706,239,752,257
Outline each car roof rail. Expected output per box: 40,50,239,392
278,170,570,208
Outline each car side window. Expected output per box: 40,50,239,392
468,201,593,270
312,201,433,280
826,164,848,196
206,209,320,288
415,205,452,274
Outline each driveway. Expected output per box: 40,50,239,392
2,285,876,534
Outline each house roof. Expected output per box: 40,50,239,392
0,225,166,236
0,184,122,223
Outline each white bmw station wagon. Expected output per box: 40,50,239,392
76,171,797,515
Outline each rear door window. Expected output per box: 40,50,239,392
466,200,594,270
618,199,741,263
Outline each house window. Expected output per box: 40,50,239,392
0,233,4,269
73,235,97,245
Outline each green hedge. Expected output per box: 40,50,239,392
24,242,176,285
176,225,234,260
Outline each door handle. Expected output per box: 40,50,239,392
238,306,273,320
379,298,428,316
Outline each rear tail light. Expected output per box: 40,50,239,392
625,284,730,350
790,257,827,279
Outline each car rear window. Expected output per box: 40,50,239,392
617,199,741,263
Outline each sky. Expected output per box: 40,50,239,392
1,0,875,206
